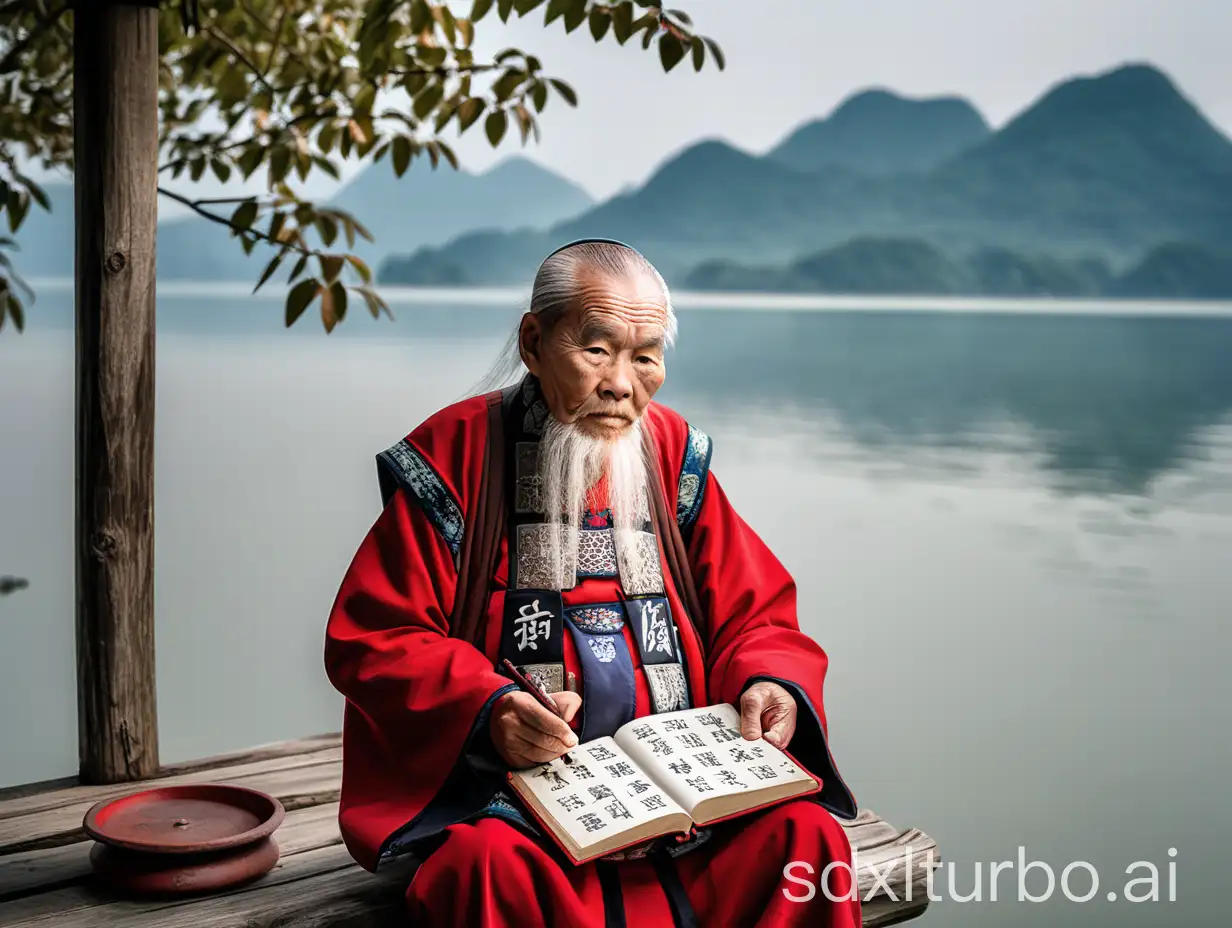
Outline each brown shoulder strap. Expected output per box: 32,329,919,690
645,432,708,651
449,391,507,649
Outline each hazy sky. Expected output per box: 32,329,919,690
31,0,1232,211
451,0,1232,199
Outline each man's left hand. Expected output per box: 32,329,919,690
739,681,797,748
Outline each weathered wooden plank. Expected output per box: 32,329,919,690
854,829,941,899
3,833,938,928
0,760,341,855
0,803,342,902
0,748,341,823
74,0,162,786
156,736,340,779
0,844,368,928
843,818,901,852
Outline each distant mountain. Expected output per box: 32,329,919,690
686,238,974,294
396,63,1232,287
328,155,592,265
685,236,1223,300
768,89,991,175
14,156,592,282
929,64,1232,250
1110,242,1232,298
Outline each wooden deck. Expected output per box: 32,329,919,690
0,735,939,927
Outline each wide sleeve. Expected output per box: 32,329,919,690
325,483,511,759
685,467,858,819
324,452,514,868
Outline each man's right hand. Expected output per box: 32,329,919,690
490,690,582,768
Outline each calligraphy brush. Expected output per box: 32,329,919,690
501,659,576,765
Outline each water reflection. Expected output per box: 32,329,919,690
663,312,1232,497
20,292,1232,497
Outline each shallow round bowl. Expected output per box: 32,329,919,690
83,783,285,855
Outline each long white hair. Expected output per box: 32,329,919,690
475,240,678,394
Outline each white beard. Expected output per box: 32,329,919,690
537,415,652,592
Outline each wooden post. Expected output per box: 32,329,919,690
74,0,160,783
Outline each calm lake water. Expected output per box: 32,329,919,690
2,286,1230,926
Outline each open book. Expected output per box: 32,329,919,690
506,703,820,865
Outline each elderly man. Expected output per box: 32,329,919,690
324,239,861,927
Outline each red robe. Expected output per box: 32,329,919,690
324,392,860,926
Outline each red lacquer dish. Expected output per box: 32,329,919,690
82,783,285,895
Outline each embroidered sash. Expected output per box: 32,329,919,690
498,375,692,726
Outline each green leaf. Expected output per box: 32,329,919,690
316,215,339,247
457,98,484,132
319,254,345,283
6,191,29,234
457,18,475,46
287,254,309,282
437,140,460,170
218,68,247,102
313,156,341,180
20,177,49,211
691,36,704,71
268,211,288,244
588,8,610,40
345,255,373,284
352,216,375,243
492,69,524,102
330,281,348,322
317,122,338,154
418,45,447,68
254,252,285,293
611,2,633,42
269,146,291,184
285,278,319,327
485,109,508,146
353,84,377,114
7,292,24,332
471,0,494,20
549,78,577,107
237,146,264,179
210,158,232,183
409,0,432,32
667,9,692,25
413,82,444,120
513,0,541,14
532,82,548,112
545,0,570,24
705,37,725,70
356,286,386,320
392,136,413,177
436,4,458,44
562,0,586,32
497,0,515,21
231,199,259,232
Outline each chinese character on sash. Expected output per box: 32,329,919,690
513,600,554,651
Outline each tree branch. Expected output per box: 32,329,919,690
157,186,313,256
158,110,328,175
203,25,280,96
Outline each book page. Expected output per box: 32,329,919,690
613,704,817,822
508,737,691,862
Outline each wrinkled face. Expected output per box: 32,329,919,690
520,267,669,441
